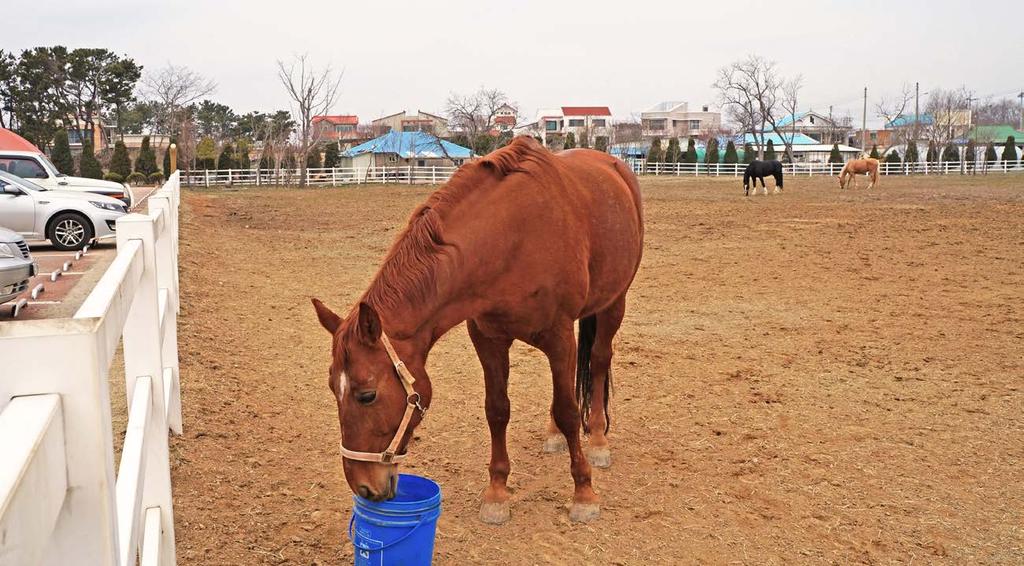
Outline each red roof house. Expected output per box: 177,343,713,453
311,115,361,142
561,106,612,117
0,128,42,153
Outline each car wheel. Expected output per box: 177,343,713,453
48,212,93,251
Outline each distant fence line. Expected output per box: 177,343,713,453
180,160,1024,188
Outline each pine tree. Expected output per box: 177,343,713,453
563,132,576,149
134,136,158,176
964,139,977,169
723,140,738,164
647,138,663,163
1003,136,1017,162
869,144,880,159
742,143,755,164
704,138,720,164
829,143,844,164
306,146,322,169
162,137,176,177
765,139,776,161
50,129,74,174
941,142,959,162
79,138,103,179
926,141,938,162
984,142,997,163
110,141,132,178
324,142,340,168
684,138,697,164
905,141,919,163
664,138,680,163
218,143,237,169
196,137,217,169
885,149,901,164
594,136,608,152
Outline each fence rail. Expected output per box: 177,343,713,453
0,172,182,566
180,159,1024,188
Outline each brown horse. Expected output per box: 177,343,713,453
312,136,644,524
838,157,880,190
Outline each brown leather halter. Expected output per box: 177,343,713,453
339,332,426,464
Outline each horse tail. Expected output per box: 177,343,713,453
576,314,599,433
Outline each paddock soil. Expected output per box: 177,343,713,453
171,174,1024,565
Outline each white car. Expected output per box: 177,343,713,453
0,227,35,305
0,170,128,251
0,150,134,208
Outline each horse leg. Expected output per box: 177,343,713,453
534,321,600,522
760,177,768,196
585,295,627,469
468,320,515,524
543,416,568,452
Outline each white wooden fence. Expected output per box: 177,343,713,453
630,160,1024,177
0,172,182,566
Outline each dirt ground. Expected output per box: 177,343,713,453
170,173,1024,565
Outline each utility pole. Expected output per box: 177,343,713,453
862,86,868,152
1018,91,1023,131
829,105,834,144
914,82,920,142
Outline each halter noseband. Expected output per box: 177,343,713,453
339,331,426,464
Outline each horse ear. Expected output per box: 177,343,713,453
311,298,342,334
357,302,382,344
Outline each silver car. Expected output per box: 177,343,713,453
0,226,35,305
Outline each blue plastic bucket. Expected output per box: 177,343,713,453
349,474,442,566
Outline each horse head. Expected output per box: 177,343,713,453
312,298,431,501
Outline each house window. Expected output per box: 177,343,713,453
568,119,584,127
417,160,426,167
647,119,666,131
809,116,816,125
335,124,354,133
689,120,701,130
545,120,559,131
387,155,397,163
592,119,606,127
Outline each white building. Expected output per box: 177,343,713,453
517,106,613,147
641,101,721,139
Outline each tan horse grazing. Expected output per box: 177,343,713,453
838,157,880,190
312,136,644,524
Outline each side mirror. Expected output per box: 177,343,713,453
1,184,22,195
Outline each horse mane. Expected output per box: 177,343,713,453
363,136,552,313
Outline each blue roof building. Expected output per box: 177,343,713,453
340,131,472,168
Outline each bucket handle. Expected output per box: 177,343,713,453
348,514,428,553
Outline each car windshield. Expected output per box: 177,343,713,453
37,153,66,177
0,169,47,191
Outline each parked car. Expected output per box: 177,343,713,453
0,150,134,207
0,170,128,251
0,226,35,305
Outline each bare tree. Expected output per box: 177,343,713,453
874,83,914,151
714,55,786,160
778,75,803,162
973,97,1020,126
924,88,971,148
140,64,216,136
445,87,519,155
276,54,342,187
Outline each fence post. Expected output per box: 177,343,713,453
204,169,209,188
332,168,337,186
116,213,177,566
432,166,437,184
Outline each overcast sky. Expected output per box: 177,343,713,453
9,0,1023,128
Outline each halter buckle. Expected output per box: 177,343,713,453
381,450,397,464
408,392,426,415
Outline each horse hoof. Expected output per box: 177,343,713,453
543,435,568,453
480,502,511,525
569,503,601,523
587,447,612,468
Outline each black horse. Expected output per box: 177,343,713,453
743,160,784,196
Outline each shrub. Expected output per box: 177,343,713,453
51,129,75,174
110,141,132,178
868,144,880,159
134,136,158,176
647,138,663,163
742,143,755,163
664,138,680,163
594,136,608,152
765,139,776,161
306,146,322,169
926,141,938,162
79,138,103,179
324,142,340,168
126,172,147,185
148,172,165,184
704,138,719,164
104,172,125,183
1003,136,1017,162
723,141,738,164
829,144,844,164
683,138,697,164
162,137,175,177
905,141,919,163
984,142,997,162
885,149,901,164
218,143,237,169
941,142,959,162
563,132,576,149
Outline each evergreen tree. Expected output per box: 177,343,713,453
563,132,576,149
647,138,663,163
134,136,158,176
579,132,590,149
984,142,998,163
926,141,938,162
259,154,273,170
869,144,880,159
110,141,132,178
218,143,237,169
324,142,340,168
885,149,901,164
964,139,977,169
306,146,322,169
723,141,738,164
829,143,844,163
742,143,755,164
594,136,608,152
704,138,720,164
664,138,680,163
50,129,74,174
1003,136,1017,162
196,137,217,170
162,137,176,177
941,142,959,162
765,139,776,161
905,141,919,164
684,138,697,164
79,138,103,179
